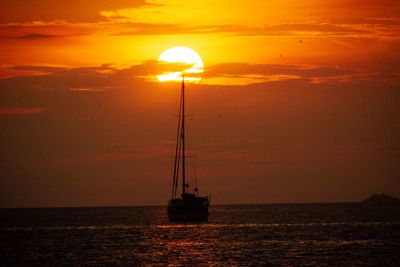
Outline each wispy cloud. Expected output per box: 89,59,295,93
0,0,152,23
201,63,365,85
69,87,109,92
0,61,392,86
2,20,399,40
18,33,59,39
0,66,51,79
0,107,44,116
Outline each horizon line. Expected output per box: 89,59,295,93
0,200,372,210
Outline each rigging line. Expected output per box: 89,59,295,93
174,93,184,198
174,119,182,197
181,75,186,195
186,94,191,188
186,82,194,190
194,156,198,188
174,86,184,197
169,156,174,198
175,133,181,197
172,83,184,198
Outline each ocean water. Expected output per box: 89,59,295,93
1,204,399,266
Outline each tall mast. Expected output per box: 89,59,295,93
181,75,186,195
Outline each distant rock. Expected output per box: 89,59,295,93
362,194,400,205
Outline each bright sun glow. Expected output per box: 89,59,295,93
157,46,204,82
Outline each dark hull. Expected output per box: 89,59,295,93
168,195,209,222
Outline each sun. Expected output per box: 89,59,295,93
157,46,204,82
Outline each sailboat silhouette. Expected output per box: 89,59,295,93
167,76,210,222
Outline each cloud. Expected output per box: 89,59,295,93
18,33,59,39
212,23,370,37
110,22,400,38
1,0,399,44
202,63,364,85
10,65,67,72
0,0,152,23
0,107,44,116
204,63,349,77
0,60,394,88
2,20,399,41
1,61,192,85
0,66,52,79
110,22,209,36
0,23,94,40
69,87,109,92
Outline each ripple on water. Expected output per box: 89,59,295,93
1,204,400,266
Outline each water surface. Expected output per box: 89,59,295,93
1,204,399,266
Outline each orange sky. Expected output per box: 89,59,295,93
0,0,399,207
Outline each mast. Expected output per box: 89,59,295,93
181,75,186,195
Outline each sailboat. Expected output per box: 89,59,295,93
167,76,210,222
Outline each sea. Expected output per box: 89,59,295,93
1,203,399,266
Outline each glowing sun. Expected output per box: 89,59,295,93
157,46,204,82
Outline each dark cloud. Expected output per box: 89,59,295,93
10,65,68,72
18,33,59,39
109,22,207,36
112,22,384,37
0,107,44,115
1,0,399,42
1,61,395,89
0,23,91,40
3,61,194,83
204,63,354,77
0,0,152,23
212,23,369,37
2,21,398,40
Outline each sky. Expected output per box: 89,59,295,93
0,0,399,208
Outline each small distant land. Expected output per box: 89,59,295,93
361,194,400,205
